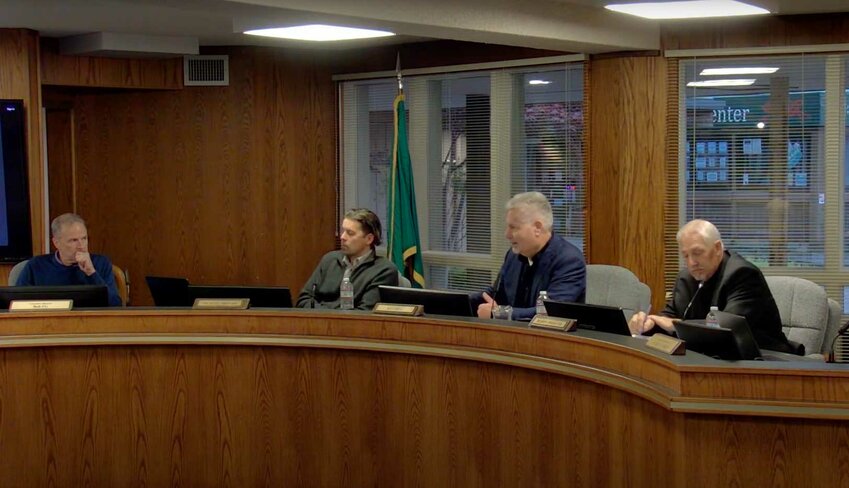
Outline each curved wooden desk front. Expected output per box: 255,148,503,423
0,309,845,487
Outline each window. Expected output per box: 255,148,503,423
340,60,585,292
673,53,848,312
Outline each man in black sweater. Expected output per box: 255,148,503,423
629,219,793,353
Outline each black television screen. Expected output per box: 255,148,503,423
0,285,109,309
0,100,32,262
377,285,474,317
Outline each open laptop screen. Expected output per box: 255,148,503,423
187,285,293,308
674,310,761,360
543,300,632,336
378,286,474,317
0,285,109,309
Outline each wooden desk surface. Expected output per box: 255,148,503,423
0,309,846,487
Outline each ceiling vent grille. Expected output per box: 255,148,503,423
184,55,229,86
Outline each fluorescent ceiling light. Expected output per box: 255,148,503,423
605,1,770,20
528,79,551,85
700,67,779,75
244,24,394,41
687,79,756,87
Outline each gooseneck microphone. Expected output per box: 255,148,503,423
826,320,849,362
311,283,317,309
681,281,703,320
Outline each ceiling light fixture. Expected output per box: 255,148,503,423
528,79,551,85
244,24,395,41
605,1,769,20
700,67,779,75
687,79,756,87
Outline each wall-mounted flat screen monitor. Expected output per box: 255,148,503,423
187,285,293,308
377,285,474,317
0,100,32,262
0,285,109,309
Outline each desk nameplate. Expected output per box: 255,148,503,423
373,303,424,316
530,315,577,332
193,298,250,310
10,299,73,311
646,334,686,355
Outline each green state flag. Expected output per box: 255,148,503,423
387,92,425,288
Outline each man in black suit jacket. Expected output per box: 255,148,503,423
629,219,793,353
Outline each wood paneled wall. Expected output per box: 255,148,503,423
587,54,668,310
661,13,849,50
40,39,182,89
62,46,338,304
0,29,44,280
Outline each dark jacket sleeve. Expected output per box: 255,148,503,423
296,259,326,308
86,256,121,307
660,272,690,319
720,265,789,351
511,244,586,322
356,261,399,310
469,262,503,313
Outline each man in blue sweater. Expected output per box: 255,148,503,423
471,192,586,321
15,213,122,306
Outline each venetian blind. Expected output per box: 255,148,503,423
339,61,586,293
668,53,848,313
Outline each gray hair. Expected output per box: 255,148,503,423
677,219,723,248
505,191,553,231
51,213,86,238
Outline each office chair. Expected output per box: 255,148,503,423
585,264,651,315
7,259,29,286
112,264,130,306
765,275,829,356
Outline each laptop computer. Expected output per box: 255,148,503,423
674,310,762,360
378,285,474,317
543,300,632,336
145,276,191,306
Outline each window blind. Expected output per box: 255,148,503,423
670,53,848,313
340,61,586,293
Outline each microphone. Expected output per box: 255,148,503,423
826,320,849,363
681,282,703,320
491,270,503,304
311,283,317,309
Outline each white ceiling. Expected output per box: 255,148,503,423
1,0,847,54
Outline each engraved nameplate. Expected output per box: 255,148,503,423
192,298,250,310
9,299,73,311
373,303,424,316
530,315,577,332
646,334,686,355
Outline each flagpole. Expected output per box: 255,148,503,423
396,52,403,93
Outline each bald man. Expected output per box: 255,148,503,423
629,219,793,354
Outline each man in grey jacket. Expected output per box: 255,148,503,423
296,208,399,309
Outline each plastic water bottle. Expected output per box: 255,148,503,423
705,306,719,328
340,277,354,310
536,290,549,316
